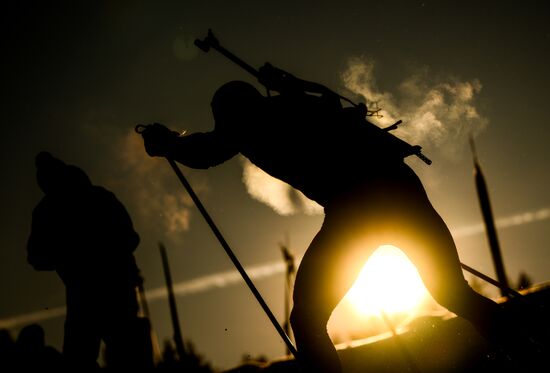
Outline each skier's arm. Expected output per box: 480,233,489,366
140,123,238,169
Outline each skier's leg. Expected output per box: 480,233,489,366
291,211,378,373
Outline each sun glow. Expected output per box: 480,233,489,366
344,245,430,317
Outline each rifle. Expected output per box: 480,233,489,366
194,29,432,165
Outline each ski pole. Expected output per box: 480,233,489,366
135,125,299,359
460,262,522,298
167,158,299,358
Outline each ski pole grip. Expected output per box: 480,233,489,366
135,124,149,134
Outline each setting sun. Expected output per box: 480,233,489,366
344,245,431,317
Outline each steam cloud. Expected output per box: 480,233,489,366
241,57,488,215
241,157,322,216
78,116,200,235
118,130,197,233
341,57,488,156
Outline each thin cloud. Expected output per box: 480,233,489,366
145,261,286,301
0,260,287,330
3,206,547,329
0,306,67,330
452,206,550,238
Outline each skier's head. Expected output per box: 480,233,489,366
35,151,91,195
211,80,263,122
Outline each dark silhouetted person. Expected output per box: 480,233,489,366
138,80,539,373
0,328,17,372
15,323,64,372
27,152,153,372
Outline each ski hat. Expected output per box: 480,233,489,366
35,151,91,194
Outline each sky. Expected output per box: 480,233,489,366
1,0,549,370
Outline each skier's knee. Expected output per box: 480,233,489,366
290,305,328,338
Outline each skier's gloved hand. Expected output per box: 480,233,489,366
137,123,180,158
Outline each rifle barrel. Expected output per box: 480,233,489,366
195,30,259,78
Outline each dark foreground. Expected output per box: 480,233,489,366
227,283,550,373
2,284,548,373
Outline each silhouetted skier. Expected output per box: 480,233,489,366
27,152,152,372
138,80,538,373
